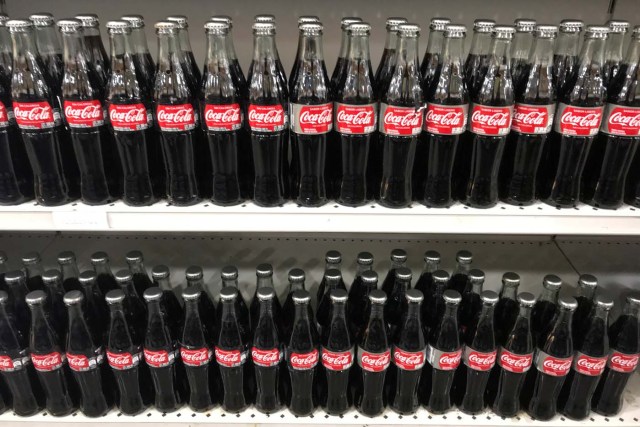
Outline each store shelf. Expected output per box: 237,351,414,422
0,200,639,235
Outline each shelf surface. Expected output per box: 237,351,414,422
0,200,639,235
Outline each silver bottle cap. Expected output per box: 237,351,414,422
63,290,84,306
514,19,536,33
578,274,598,288
357,252,374,266
121,15,145,28
433,270,450,283
220,286,238,301
7,20,34,33
221,265,238,280
473,19,496,33
607,20,630,34
543,274,562,290
341,17,361,30
518,292,536,307
385,17,408,32
348,23,371,35
152,265,170,280
493,25,516,39
398,23,420,37
115,269,133,283
288,268,305,282
154,21,178,34
361,270,378,284
390,248,407,263
368,289,387,304
22,252,41,265
186,265,203,280
594,294,614,310
292,289,310,304
256,263,273,278
105,289,126,304
430,17,451,32
443,289,461,304
57,19,82,33
257,287,276,301
325,268,342,282
502,272,520,286
406,289,423,303
204,21,229,33
75,14,99,28
42,269,62,284
78,270,97,284
57,251,76,265
166,15,188,29
254,14,276,23
585,25,610,39
182,286,201,301
106,21,131,33
91,251,109,265
535,25,558,38
456,250,473,263
125,250,143,263
4,270,25,285
329,289,348,303
559,20,584,33
395,267,412,281
326,250,342,264
29,13,54,27
424,250,440,262
558,296,578,311
143,286,163,302
481,290,499,305
469,269,485,282
299,16,320,25
26,290,47,306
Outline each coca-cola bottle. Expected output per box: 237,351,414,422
22,252,45,292
458,269,484,336
334,22,377,206
64,290,113,417
179,286,216,411
77,271,109,343
288,16,321,94
422,270,449,337
252,287,283,413
490,292,535,417
153,21,200,206
319,289,353,415
143,287,185,412
584,27,640,209
448,250,472,294
538,26,608,208
603,21,630,89
4,270,32,336
286,290,319,416
247,22,288,207
29,13,63,86
90,251,117,296
282,268,306,338
166,16,201,93
463,19,496,100
26,290,77,416
316,250,343,304
353,289,390,417
8,19,78,206
349,270,378,335
249,264,282,331
217,266,250,336
421,24,468,207
419,289,461,413
378,24,423,207
120,15,155,94
494,272,521,347
105,289,153,415
510,19,537,85
105,20,157,206
316,269,346,333
572,274,598,348
523,296,576,421
252,15,287,87
386,289,426,414
460,26,515,208
385,267,412,336
74,14,110,90
592,294,640,416
114,269,147,340
381,248,407,296
347,252,374,327
42,270,68,344
558,295,613,420
531,274,562,345
499,25,557,205
151,265,183,339
125,250,153,300
59,18,121,205
553,20,583,99
330,17,362,90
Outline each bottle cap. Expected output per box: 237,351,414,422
433,269,450,283
543,274,562,290
535,25,558,38
368,289,387,304
502,272,520,286
406,289,423,303
325,250,342,264
0,15,9,27
221,265,238,280
151,265,170,280
585,25,609,39
204,21,229,33
607,20,630,34
398,23,420,37
78,270,97,284
185,265,203,280
7,19,33,32
75,14,99,28
292,289,310,304
473,19,496,33
63,290,84,306
493,25,516,39
340,17,361,30
385,17,408,31
57,251,76,265
578,274,598,288
106,20,131,33
395,267,412,281
481,290,499,305
390,248,407,263
121,15,145,28
210,15,233,28
443,289,461,304
256,263,273,278
357,252,374,266
254,14,276,23
423,250,441,263
166,15,188,29
325,268,342,281
57,18,82,33
430,17,451,31
348,23,371,35
26,290,47,306
594,294,614,310
469,269,485,282
361,270,378,284
329,289,348,303
143,287,163,302
4,270,25,285
514,19,536,32
115,269,133,283
125,250,143,263
42,269,62,284
288,268,305,282
299,23,323,34
22,251,41,265
299,16,320,25
456,250,472,263
154,21,178,34
29,13,54,26
445,24,467,38
626,294,640,306
0,291,8,304
105,289,126,304
220,286,238,301
90,251,109,265
257,287,276,301
559,19,584,33
182,286,201,301
517,292,536,307
558,296,578,311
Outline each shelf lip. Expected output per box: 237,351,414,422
0,200,638,234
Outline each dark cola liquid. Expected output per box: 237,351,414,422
380,134,417,208
252,131,286,207
499,132,546,205
448,273,468,296
1,365,43,416
0,124,33,205
207,129,242,205
464,134,507,207
85,35,109,87
72,365,112,417
111,124,156,206
553,54,578,98
494,297,519,346
531,300,557,345
463,53,490,100
42,53,64,87
292,132,327,206
624,149,640,207
423,133,461,207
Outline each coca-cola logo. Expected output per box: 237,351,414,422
289,349,319,370
603,105,640,136
204,103,242,131
470,104,513,136
106,351,139,370
574,353,607,376
0,103,10,127
380,103,423,136
251,347,281,367
465,349,497,371
511,104,553,135
561,112,601,128
31,352,64,372
538,353,572,376
499,349,533,374
555,104,603,136
180,347,211,367
144,349,174,368
63,100,104,128
358,348,391,373
321,348,354,371
335,103,376,135
609,352,639,373
291,103,333,134
215,348,246,368
439,352,462,369
425,104,467,135
108,103,150,131
248,104,286,132
156,104,196,131
67,353,90,371
393,348,426,371
13,101,57,129
0,355,14,371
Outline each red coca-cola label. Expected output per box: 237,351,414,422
379,103,423,136
13,101,60,129
108,103,151,131
0,103,12,128
31,352,65,372
215,347,247,368
573,352,607,376
463,346,497,371
357,347,391,372
601,104,640,136
0,354,29,372
180,347,212,367
511,103,554,134
156,103,197,131
106,350,142,370
144,348,176,368
393,347,426,371
290,102,333,134
470,104,513,136
321,347,354,371
608,351,639,373
63,100,105,128
248,104,286,132
535,350,572,377
251,347,282,367
554,103,603,136
427,344,462,371
67,351,104,372
334,103,377,134
203,103,242,131
288,348,319,370
424,103,467,135
498,348,533,373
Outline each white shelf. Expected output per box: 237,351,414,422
0,200,638,235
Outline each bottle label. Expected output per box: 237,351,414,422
463,346,497,371
357,347,391,372
497,347,533,373
0,103,13,128
106,350,142,370
393,347,426,371
554,103,603,136
321,347,354,371
290,102,333,135
573,352,607,376
288,348,319,370
67,350,105,372
0,353,30,372
248,104,286,132
214,347,248,368
251,347,282,367
426,344,462,371
334,102,377,134
379,103,423,136
601,104,640,136
469,104,513,136
608,351,639,373
31,352,66,372
204,103,243,131
109,104,152,131
63,100,106,128
534,350,572,376
424,103,468,135
156,103,197,131
13,101,61,130
511,103,555,134
144,348,177,368
180,347,212,367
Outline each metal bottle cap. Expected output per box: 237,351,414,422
125,250,143,263
288,268,305,282
398,23,420,37
210,15,233,28
443,289,461,304
26,290,47,306
182,286,201,301
78,270,97,284
257,287,276,301
292,290,310,304
361,270,378,284
63,290,84,306
578,274,598,288
115,269,133,283
57,19,82,32
105,289,126,304
151,265,170,280
42,269,62,284
559,296,578,311
445,24,467,38
433,270,450,283
326,250,342,264
481,290,499,305
0,14,9,27
406,289,423,303
585,25,609,39
594,294,614,310
121,15,145,28
424,250,441,262
166,15,188,29
329,289,348,303
341,17,362,30
493,25,516,39
456,250,472,263
430,17,451,32
514,19,536,32
469,269,485,282
518,292,536,307
7,20,34,32
390,248,407,263
221,265,238,280
299,16,320,25
22,252,41,265
349,23,371,35
357,252,374,265
535,25,558,38
368,289,387,304
543,274,562,290
57,251,76,265
204,21,229,33
4,270,26,284
91,251,109,265
607,20,630,34
395,267,412,281
106,21,131,33
143,287,163,302
473,19,496,33
185,266,203,280
502,272,520,286
385,17,408,31
154,21,178,34
220,286,238,301
325,268,342,281
75,14,99,28
256,263,273,278
29,13,54,26
254,14,276,23
559,20,584,33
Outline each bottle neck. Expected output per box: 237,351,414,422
62,31,90,69
45,279,64,293
330,301,347,322
426,29,445,54
406,300,421,318
257,276,273,289
356,263,372,276
592,305,610,322
156,32,181,71
146,299,163,318
178,28,193,53
29,304,53,336
551,308,573,335
433,281,447,296
61,263,79,280
489,38,511,68
128,261,146,275
12,31,40,60
454,262,471,275
108,32,130,70
368,302,384,320
623,301,640,318
500,285,518,301
624,36,640,65
293,302,310,322
108,302,127,324
347,33,371,61
384,30,398,50
226,28,238,61
470,281,483,295
205,32,231,68
67,304,85,325
578,284,596,300
326,277,341,291
34,25,61,55
221,299,237,318
119,280,138,297
130,27,150,54
529,37,555,68
394,278,410,292
184,299,200,318
298,33,324,62
442,36,465,69
605,33,625,62
289,280,305,293
326,261,341,271
187,277,204,288
395,35,420,70
253,34,279,62
511,32,533,60
578,37,606,70
338,29,350,59
259,298,274,318
0,27,11,56
222,278,238,288
517,304,532,322
539,287,558,303
155,277,170,289
443,303,459,320
469,31,492,55
555,32,581,56
94,263,113,277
